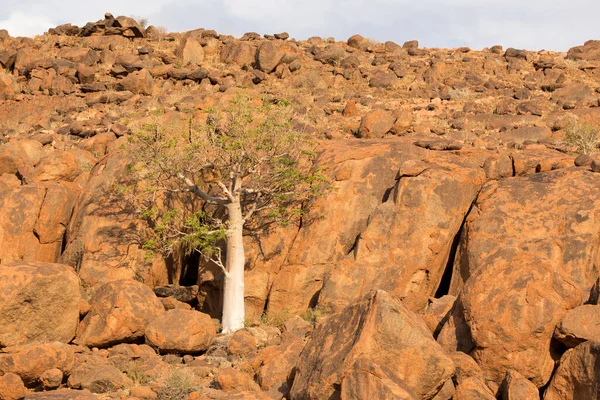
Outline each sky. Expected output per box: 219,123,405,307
0,0,597,51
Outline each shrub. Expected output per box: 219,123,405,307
563,117,599,155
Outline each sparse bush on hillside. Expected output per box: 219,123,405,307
156,369,199,400
563,116,599,155
132,15,149,29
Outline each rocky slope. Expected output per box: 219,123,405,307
2,12,600,400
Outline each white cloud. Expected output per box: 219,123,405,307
0,11,54,37
0,0,598,50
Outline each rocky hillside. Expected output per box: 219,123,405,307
2,12,600,400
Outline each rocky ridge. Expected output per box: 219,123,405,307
2,12,600,400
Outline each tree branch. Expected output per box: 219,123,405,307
177,173,228,205
217,181,236,203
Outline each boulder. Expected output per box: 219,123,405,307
115,68,153,95
0,73,20,100
256,41,284,73
318,151,485,313
176,37,205,66
31,149,95,182
145,309,215,353
554,304,600,347
0,373,27,400
449,168,600,386
289,291,455,399
0,342,75,386
267,139,486,315
358,109,395,138
544,341,600,399
67,354,132,393
214,368,260,392
61,153,171,286
220,42,255,67
347,35,370,51
252,333,304,398
0,183,76,264
75,280,164,348
39,368,63,390
0,139,43,176
340,357,418,399
0,263,80,347
453,377,495,400
369,72,397,89
227,330,257,358
498,370,538,400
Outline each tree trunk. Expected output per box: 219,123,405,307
221,199,245,333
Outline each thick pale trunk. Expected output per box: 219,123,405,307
221,199,245,333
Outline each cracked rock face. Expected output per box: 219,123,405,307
446,168,600,387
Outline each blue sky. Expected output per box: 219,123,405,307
0,0,597,51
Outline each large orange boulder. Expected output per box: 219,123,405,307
252,333,304,398
289,291,454,399
447,168,600,387
554,304,600,347
144,309,215,353
0,342,75,386
75,280,164,348
0,263,80,347
544,341,600,399
340,357,418,399
318,151,485,313
266,139,487,315
357,109,396,138
0,183,76,264
0,373,27,400
256,41,284,73
61,152,171,287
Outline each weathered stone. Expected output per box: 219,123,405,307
340,357,418,399
449,169,600,386
116,68,153,95
369,72,396,89
214,368,260,392
0,373,27,400
75,280,164,348
39,368,63,390
145,309,215,353
290,291,455,399
0,342,75,386
176,37,204,66
453,377,495,400
357,109,395,138
0,263,80,347
227,330,257,358
554,304,600,347
67,354,132,393
252,333,303,398
544,341,600,399
498,370,538,400
256,41,284,73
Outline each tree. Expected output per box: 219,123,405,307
125,94,327,333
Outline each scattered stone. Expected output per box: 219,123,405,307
0,263,80,347
554,304,600,347
39,368,64,390
75,280,164,348
0,373,27,400
145,309,216,353
358,109,395,138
